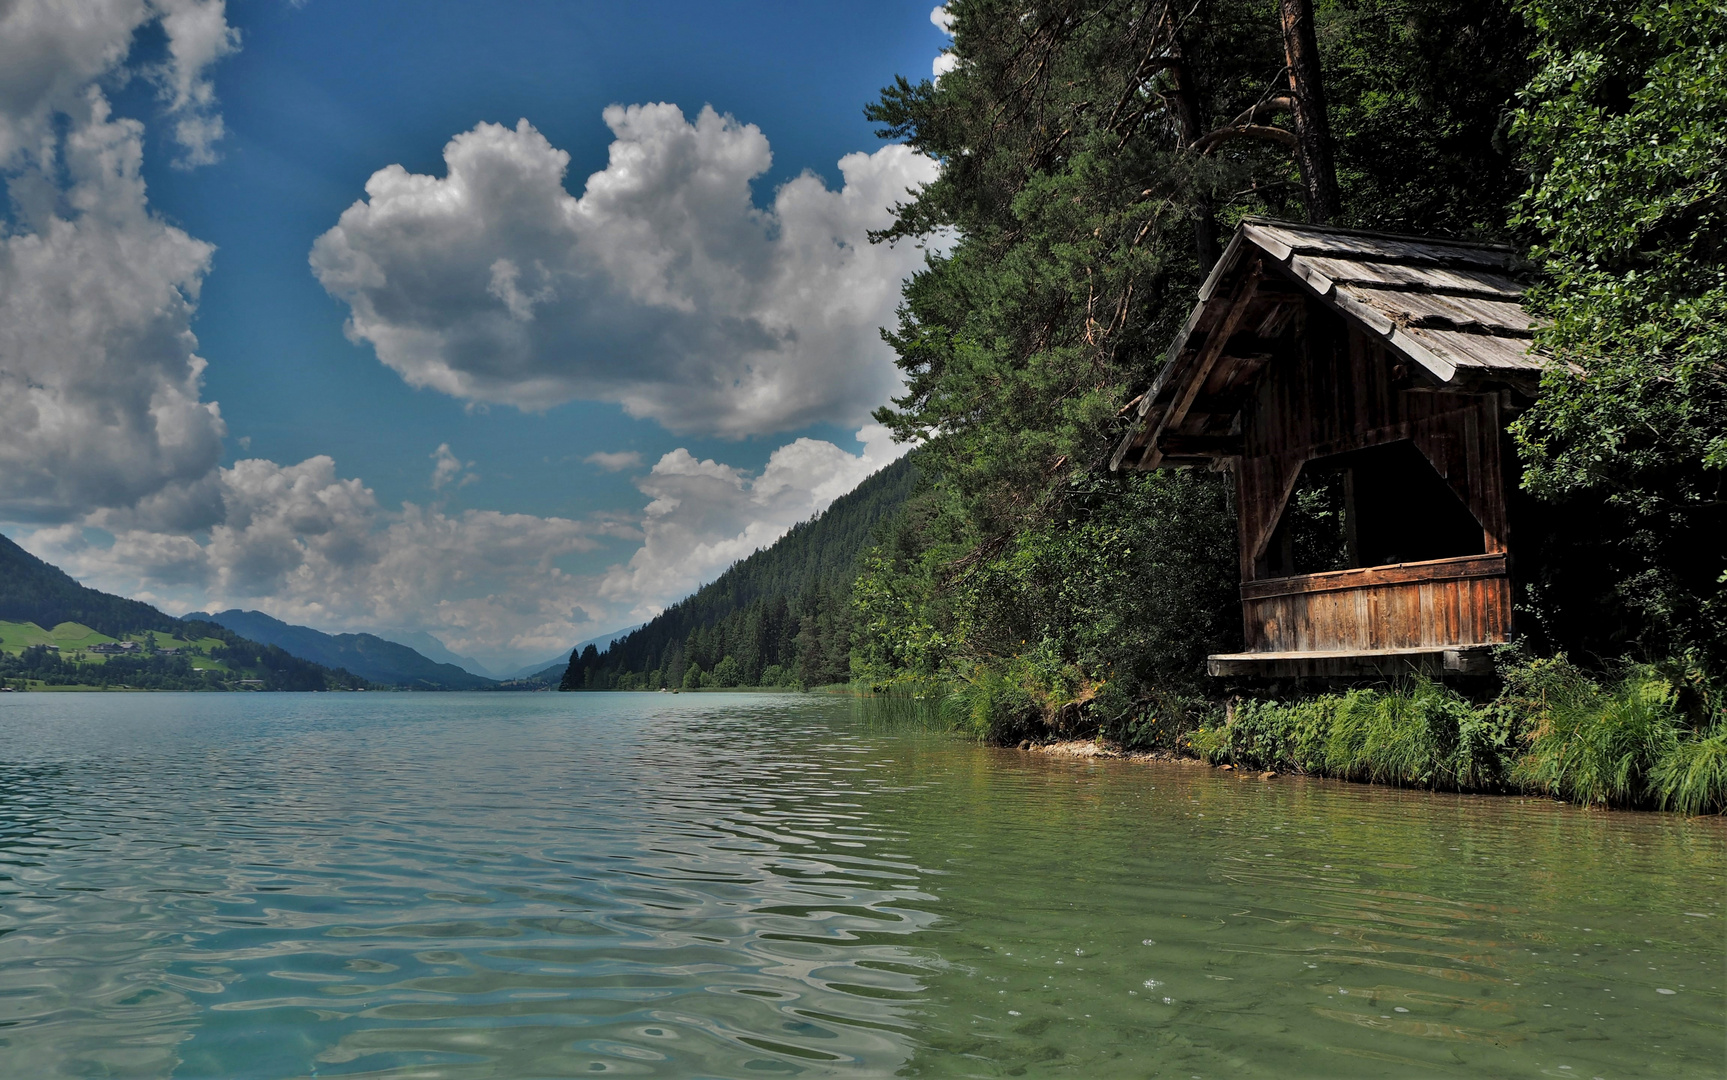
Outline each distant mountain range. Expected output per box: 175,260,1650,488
193,610,496,691
376,629,497,679
0,534,365,691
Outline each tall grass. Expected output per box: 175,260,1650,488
1188,680,1515,789
1511,663,1682,806
1184,658,1727,813
852,678,958,730
1651,730,1727,815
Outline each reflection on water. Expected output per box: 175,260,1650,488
0,692,1719,1078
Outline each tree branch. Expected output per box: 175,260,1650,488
1192,123,1300,154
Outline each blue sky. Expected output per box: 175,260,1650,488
0,1,951,671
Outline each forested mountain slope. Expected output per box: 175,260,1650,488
562,454,917,689
198,610,496,690
1,533,182,637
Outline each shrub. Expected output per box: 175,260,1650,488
1651,730,1727,816
1098,687,1221,752
1185,680,1519,790
947,663,1039,744
1512,662,1683,806
711,656,742,688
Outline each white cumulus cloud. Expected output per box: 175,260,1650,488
0,93,227,524
0,0,236,169
429,443,475,490
310,106,941,437
0,0,238,524
0,12,926,667
598,424,905,621
930,5,959,78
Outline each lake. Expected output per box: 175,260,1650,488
0,691,1720,1078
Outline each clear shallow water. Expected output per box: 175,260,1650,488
0,693,1721,1079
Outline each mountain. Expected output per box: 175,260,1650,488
379,629,497,679
564,454,917,690
0,533,367,691
503,624,645,682
0,533,182,637
195,610,496,690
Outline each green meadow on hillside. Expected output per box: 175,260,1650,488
0,620,233,671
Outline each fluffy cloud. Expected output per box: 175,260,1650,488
24,430,905,667
930,5,959,78
0,12,924,665
0,94,227,523
0,0,237,524
429,443,475,490
311,106,941,436
0,0,236,168
24,456,608,665
598,425,904,620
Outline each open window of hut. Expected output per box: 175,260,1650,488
1262,441,1486,579
1112,219,1557,680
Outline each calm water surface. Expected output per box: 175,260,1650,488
0,692,1721,1078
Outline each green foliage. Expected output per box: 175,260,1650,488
853,0,1533,732
947,663,1041,744
1186,659,1725,812
0,617,367,692
1510,0,1727,668
1190,680,1520,788
1322,0,1535,236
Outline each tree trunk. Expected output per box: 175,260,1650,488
1164,16,1219,269
1278,0,1341,224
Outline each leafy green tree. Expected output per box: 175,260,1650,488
1510,0,1727,668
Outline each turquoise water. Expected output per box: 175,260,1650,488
0,692,1720,1078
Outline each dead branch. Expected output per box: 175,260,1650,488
1191,123,1299,155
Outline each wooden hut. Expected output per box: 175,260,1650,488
1112,219,1550,678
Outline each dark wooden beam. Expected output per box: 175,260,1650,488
1156,433,1244,457
1143,262,1264,470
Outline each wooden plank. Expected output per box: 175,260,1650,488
1143,264,1264,470
1198,229,1251,302
1409,328,1547,371
1240,554,1509,601
1350,288,1538,335
1297,257,1525,298
1207,644,1496,679
1240,220,1515,268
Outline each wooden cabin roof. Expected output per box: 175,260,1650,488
1112,218,1551,471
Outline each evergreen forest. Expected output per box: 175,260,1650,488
561,455,918,690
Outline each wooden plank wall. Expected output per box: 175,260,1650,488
1240,555,1511,652
1232,301,1513,654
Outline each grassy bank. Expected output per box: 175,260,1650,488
857,655,1727,815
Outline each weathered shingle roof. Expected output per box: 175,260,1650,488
1224,218,1546,378
1112,219,1551,471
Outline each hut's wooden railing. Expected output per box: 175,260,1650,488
1239,553,1510,655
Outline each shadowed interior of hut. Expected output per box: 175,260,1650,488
1261,440,1487,578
